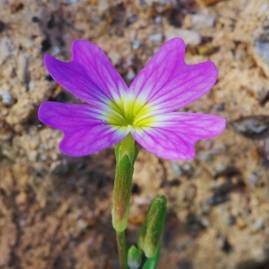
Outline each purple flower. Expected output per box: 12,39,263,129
38,38,225,160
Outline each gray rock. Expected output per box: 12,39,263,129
255,40,269,66
0,38,13,65
191,14,216,30
154,16,162,24
0,90,13,105
253,218,264,231
64,0,80,3
149,33,163,43
253,26,269,77
132,39,141,50
232,115,269,140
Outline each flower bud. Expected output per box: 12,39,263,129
139,195,167,258
112,135,138,232
127,245,143,269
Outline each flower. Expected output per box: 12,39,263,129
38,38,225,160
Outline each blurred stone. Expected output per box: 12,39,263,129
64,0,80,3
132,39,141,49
0,37,13,65
232,115,269,140
154,16,162,24
98,0,110,13
166,29,201,46
217,236,233,253
226,215,236,226
0,90,13,105
247,172,260,187
149,33,163,43
213,164,240,179
253,26,269,77
253,218,265,232
170,162,194,178
191,14,216,30
257,88,269,105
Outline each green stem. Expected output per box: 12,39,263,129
112,135,138,268
116,231,128,269
142,248,160,269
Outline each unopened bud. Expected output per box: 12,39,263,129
112,135,138,232
139,195,167,257
127,245,143,269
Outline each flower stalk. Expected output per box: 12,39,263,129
116,231,128,269
142,248,161,269
112,135,138,268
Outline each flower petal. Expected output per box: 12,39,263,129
131,112,226,160
129,38,218,112
72,40,128,100
44,40,128,105
38,101,127,156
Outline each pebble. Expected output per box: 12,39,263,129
207,182,237,206
253,218,264,231
260,3,269,14
186,213,206,236
255,40,269,66
257,88,269,105
0,90,13,105
232,115,269,140
149,33,163,43
98,0,110,13
217,235,233,253
213,164,240,179
191,14,216,30
28,151,37,162
0,37,13,65
166,29,201,46
109,51,121,65
64,0,80,3
132,39,141,50
17,55,29,84
226,215,236,226
207,194,228,206
253,27,269,77
154,16,162,24
170,161,194,177
247,172,260,187
51,46,61,55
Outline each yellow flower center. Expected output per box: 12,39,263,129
104,95,156,130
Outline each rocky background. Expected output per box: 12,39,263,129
0,0,269,268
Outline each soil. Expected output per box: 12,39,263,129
0,0,269,268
